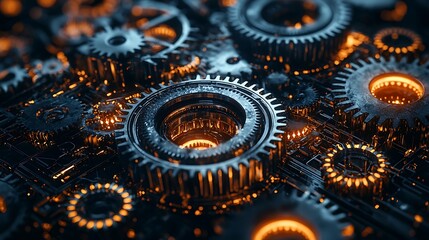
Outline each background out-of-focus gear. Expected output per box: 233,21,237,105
333,57,429,147
19,96,84,148
115,75,285,212
0,65,31,96
374,27,424,58
222,191,354,240
31,57,70,82
228,0,352,70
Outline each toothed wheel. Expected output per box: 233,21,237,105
0,66,31,96
222,191,354,240
333,57,429,146
374,28,424,58
115,75,286,211
321,142,389,197
65,183,134,231
227,0,351,70
283,81,320,117
19,96,84,148
32,58,70,82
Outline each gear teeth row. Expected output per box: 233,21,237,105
115,75,286,209
333,56,429,147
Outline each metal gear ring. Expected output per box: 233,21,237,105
374,27,424,57
222,191,354,240
227,0,351,70
321,142,389,196
115,75,285,208
333,57,429,145
65,183,134,231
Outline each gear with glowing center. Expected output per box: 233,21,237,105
227,0,351,70
374,27,424,57
222,191,354,240
333,57,429,145
115,75,285,208
321,142,389,196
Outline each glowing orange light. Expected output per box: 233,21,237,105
180,139,218,150
369,73,424,105
0,0,22,16
253,220,317,240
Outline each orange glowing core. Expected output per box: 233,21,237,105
369,73,424,105
253,219,317,240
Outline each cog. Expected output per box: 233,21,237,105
284,82,320,117
202,39,253,78
0,174,27,240
321,142,389,196
0,66,31,96
65,183,134,231
32,58,70,82
333,57,429,130
82,98,128,145
227,0,351,70
374,27,424,57
222,191,354,240
115,75,285,210
89,28,145,59
19,96,84,148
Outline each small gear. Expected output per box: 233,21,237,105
333,57,429,146
227,0,351,70
65,183,134,231
19,96,84,148
82,98,128,145
202,39,253,78
0,65,31,96
115,75,285,211
222,191,354,240
0,174,27,240
374,27,424,58
31,58,70,82
321,142,389,196
74,27,145,87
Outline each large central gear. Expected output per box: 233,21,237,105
222,191,354,240
115,75,285,210
333,57,429,146
227,0,351,70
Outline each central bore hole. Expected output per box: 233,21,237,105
261,0,319,28
253,219,317,240
382,33,414,48
158,96,245,150
108,35,126,46
79,192,123,219
369,72,425,105
334,149,378,177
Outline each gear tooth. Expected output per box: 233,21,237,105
214,75,221,81
334,94,348,99
241,81,249,86
368,58,378,64
344,105,359,113
337,98,351,105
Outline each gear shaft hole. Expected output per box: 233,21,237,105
253,219,317,240
369,72,424,105
108,35,127,46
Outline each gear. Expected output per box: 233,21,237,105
227,0,351,70
115,75,285,211
32,58,70,82
0,174,27,240
82,98,128,145
65,183,134,231
0,66,31,96
333,57,429,146
374,27,424,58
19,96,84,148
222,191,354,240
321,142,389,196
202,39,253,78
123,1,199,81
